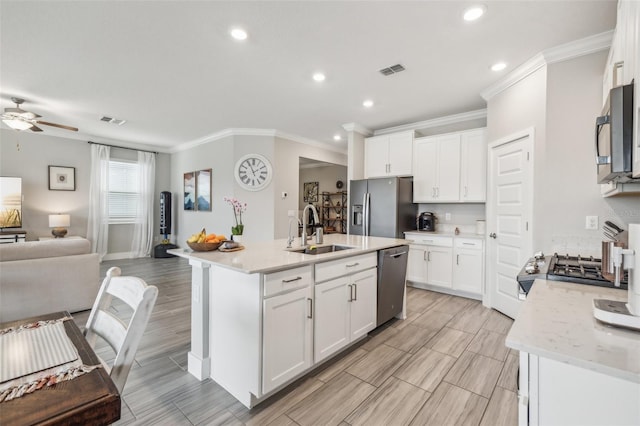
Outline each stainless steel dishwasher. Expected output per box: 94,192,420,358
377,245,409,326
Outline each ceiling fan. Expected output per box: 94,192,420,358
1,97,78,132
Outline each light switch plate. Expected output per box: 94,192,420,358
586,215,599,230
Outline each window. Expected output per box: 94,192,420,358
108,160,139,224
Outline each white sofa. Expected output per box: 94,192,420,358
0,238,100,322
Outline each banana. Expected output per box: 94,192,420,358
188,228,207,244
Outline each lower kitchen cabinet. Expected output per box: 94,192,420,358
519,351,640,426
262,268,313,394
452,238,484,295
406,233,484,298
314,254,377,363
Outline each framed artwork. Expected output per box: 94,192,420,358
196,169,212,211
184,171,195,210
48,166,76,191
303,181,319,203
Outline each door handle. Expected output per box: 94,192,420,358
489,232,497,239
307,298,313,318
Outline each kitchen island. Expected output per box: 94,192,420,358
168,234,408,408
506,279,640,425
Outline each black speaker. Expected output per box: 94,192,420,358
160,191,171,235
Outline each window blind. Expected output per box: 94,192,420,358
108,160,139,223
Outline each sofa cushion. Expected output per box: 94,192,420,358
0,238,91,262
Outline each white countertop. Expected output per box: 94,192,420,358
404,231,485,240
506,279,640,383
168,234,408,274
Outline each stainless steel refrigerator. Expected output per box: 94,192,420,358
350,177,417,238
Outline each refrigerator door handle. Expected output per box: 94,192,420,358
364,192,371,236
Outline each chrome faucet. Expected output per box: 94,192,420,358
301,204,320,247
287,217,302,248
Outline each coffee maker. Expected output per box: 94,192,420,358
417,212,436,232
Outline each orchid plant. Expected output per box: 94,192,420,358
224,196,247,235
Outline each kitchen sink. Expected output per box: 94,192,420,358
287,244,355,255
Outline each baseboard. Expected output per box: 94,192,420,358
102,252,133,261
407,281,482,301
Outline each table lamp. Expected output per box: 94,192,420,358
49,214,70,238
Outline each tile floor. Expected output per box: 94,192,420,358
74,257,518,426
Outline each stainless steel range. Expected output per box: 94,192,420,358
517,252,628,295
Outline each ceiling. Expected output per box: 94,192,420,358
0,1,617,153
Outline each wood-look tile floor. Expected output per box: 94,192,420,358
73,257,518,426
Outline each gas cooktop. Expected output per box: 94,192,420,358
517,252,628,295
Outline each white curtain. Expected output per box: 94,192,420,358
87,144,110,261
130,151,156,258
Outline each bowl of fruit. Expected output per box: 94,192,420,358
186,229,227,251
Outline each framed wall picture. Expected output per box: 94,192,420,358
184,171,195,210
303,181,319,203
196,169,212,211
48,166,76,191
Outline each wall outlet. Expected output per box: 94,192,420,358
586,215,598,230
445,212,451,221
288,210,297,218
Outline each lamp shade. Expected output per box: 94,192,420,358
49,214,70,228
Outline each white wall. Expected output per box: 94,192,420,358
170,133,347,244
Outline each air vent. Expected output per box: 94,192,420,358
379,64,405,76
100,116,127,126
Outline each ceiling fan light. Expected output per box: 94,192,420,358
2,119,33,131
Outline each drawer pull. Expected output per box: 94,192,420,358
345,262,360,268
463,242,475,246
282,276,302,283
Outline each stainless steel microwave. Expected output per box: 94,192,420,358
595,83,634,183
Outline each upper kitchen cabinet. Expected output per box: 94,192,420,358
364,130,414,178
460,129,488,201
413,128,487,203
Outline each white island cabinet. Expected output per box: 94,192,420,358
507,279,640,426
314,253,377,363
168,234,407,409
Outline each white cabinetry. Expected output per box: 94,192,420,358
453,238,484,295
406,233,483,299
314,253,377,363
262,266,313,394
519,351,640,426
413,128,486,203
460,129,488,201
365,131,414,178
405,234,453,289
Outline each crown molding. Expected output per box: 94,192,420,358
172,128,347,154
342,122,373,136
481,30,614,101
374,109,487,136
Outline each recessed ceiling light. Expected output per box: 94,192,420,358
313,73,326,82
463,5,486,21
491,62,507,71
333,134,342,141
363,100,374,108
230,28,248,41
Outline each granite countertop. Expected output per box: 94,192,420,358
168,234,408,274
506,279,640,383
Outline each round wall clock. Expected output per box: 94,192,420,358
234,154,273,191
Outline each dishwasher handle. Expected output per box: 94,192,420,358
389,251,408,258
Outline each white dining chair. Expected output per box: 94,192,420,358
84,266,158,394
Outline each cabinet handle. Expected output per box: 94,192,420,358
436,187,439,198
346,262,360,268
463,242,474,246
432,187,436,198
464,186,468,197
353,283,357,301
348,284,353,302
307,298,313,318
427,251,431,261
282,276,302,283
423,251,427,261
456,254,459,265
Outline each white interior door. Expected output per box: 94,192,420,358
485,129,533,319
